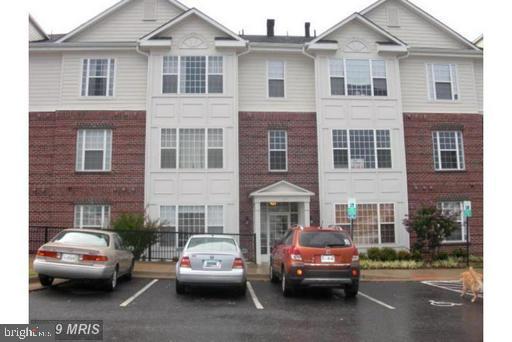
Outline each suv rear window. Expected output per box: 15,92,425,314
186,237,237,252
299,231,351,248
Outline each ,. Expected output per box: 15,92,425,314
33,229,134,291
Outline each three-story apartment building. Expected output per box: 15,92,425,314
29,0,483,263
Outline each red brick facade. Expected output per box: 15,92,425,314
29,111,146,228
403,113,483,255
238,112,320,235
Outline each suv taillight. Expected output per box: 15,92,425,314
290,246,302,261
180,256,191,268
36,250,60,259
352,248,359,263
232,258,244,269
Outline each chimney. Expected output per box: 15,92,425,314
267,19,275,37
305,22,311,38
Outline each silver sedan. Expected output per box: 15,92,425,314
33,229,134,291
175,235,247,295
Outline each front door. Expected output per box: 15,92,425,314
262,213,289,262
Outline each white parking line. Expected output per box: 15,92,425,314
120,279,159,307
422,280,483,298
246,281,264,310
358,291,396,310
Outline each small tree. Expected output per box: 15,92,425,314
403,206,458,262
111,212,160,260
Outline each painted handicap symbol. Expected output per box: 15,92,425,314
429,300,463,307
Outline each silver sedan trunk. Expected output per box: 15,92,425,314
175,235,247,295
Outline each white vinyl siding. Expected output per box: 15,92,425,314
69,0,183,42
160,128,223,169
29,53,62,111
143,0,157,21
432,131,465,171
74,205,111,229
426,64,459,101
81,59,115,97
335,203,395,245
439,201,466,242
332,129,392,169
162,56,223,94
76,129,112,172
160,205,224,246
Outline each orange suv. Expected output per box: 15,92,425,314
269,226,360,297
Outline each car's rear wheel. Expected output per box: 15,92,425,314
269,261,279,283
125,260,134,281
281,268,293,297
344,281,359,298
38,274,54,287
104,266,118,292
175,279,185,295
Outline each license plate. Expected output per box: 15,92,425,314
61,253,78,263
321,255,335,263
203,260,220,269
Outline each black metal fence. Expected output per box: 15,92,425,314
29,226,257,262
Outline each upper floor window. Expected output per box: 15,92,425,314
439,201,465,242
268,130,287,171
329,59,387,96
333,129,392,169
432,131,465,170
74,204,110,229
162,56,223,94
81,59,115,97
160,128,223,169
268,61,285,98
427,64,459,101
76,129,112,172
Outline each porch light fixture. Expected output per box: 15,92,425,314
269,201,277,207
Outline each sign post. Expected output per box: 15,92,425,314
463,201,472,267
347,198,357,240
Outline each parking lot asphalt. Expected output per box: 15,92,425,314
30,278,483,342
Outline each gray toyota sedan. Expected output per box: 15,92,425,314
33,229,134,291
175,235,247,295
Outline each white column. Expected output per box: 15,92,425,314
303,201,310,227
253,200,262,265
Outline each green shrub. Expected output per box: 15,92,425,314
397,250,411,261
451,248,466,258
432,257,460,268
379,247,397,261
367,247,381,261
434,251,449,261
358,252,368,260
411,249,423,261
111,212,160,260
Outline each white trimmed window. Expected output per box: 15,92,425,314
268,61,285,98
81,58,115,97
76,129,112,171
74,204,110,229
268,130,287,171
329,59,387,96
439,201,465,242
332,129,392,169
160,128,223,169
207,205,224,234
162,56,223,94
335,203,395,245
160,206,176,247
432,131,465,170
427,64,459,101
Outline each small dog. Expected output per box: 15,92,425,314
460,267,483,303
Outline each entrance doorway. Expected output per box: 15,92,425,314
260,203,298,263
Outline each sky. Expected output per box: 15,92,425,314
27,0,483,41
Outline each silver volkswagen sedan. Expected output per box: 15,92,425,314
175,235,247,295
33,229,134,291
